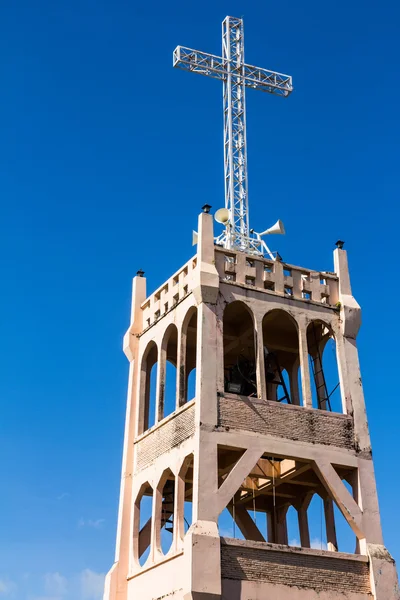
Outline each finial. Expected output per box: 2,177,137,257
202,204,212,213
335,240,345,249
136,269,145,277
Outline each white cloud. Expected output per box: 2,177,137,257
80,569,105,600
310,537,327,550
0,578,16,596
56,493,70,501
78,519,105,529
44,572,67,596
289,538,328,550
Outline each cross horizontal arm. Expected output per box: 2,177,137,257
173,46,226,80
173,46,293,97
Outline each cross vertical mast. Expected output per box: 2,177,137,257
173,16,293,255
222,17,249,250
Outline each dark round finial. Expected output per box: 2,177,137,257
202,204,212,213
137,269,145,277
335,240,345,249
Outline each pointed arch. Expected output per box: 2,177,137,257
262,309,300,404
223,301,257,396
139,341,158,434
306,319,342,412
160,324,178,419
180,306,198,404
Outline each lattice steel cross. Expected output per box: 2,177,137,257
174,16,293,254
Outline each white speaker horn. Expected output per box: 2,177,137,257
192,230,198,246
214,207,230,224
259,219,285,236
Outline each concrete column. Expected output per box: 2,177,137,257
276,506,289,545
298,506,310,548
324,497,338,552
157,340,166,422
176,322,185,408
267,511,274,543
150,481,162,563
289,358,301,406
255,315,267,400
298,317,313,408
268,505,288,544
174,466,185,553
184,210,222,599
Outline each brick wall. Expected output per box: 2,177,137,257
135,404,195,470
218,395,354,450
221,539,371,594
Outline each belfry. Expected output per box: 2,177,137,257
103,16,399,600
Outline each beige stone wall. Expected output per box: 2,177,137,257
218,395,355,450
135,402,195,471
222,580,372,600
127,554,187,600
221,539,371,595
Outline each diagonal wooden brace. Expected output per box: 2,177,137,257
227,503,265,542
315,459,364,540
215,448,264,519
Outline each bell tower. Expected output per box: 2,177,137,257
103,15,399,600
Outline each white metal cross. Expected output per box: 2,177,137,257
174,16,293,255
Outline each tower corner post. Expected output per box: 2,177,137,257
186,210,222,599
334,248,368,451
335,248,400,597
104,273,147,600
193,211,219,306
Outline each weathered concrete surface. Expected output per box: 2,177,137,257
368,544,400,600
104,214,399,600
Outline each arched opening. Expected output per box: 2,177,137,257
306,321,341,412
262,310,300,404
134,482,153,567
177,454,194,538
223,301,257,396
162,325,178,419
287,505,301,547
157,469,175,556
141,342,158,433
307,493,327,550
183,308,197,403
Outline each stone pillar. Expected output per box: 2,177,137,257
298,316,313,408
178,320,187,407
276,506,289,545
255,315,267,399
185,210,222,599
157,337,167,422
289,358,301,406
298,506,310,548
324,497,338,552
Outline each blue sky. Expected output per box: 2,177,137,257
1,0,399,597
